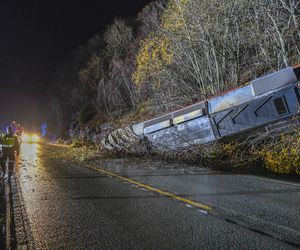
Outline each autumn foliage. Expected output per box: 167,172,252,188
259,131,300,175
133,34,173,86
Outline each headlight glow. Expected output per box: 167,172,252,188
21,133,40,143
31,134,40,143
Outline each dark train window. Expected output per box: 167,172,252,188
273,97,288,115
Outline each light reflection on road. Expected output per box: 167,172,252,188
17,142,41,189
20,142,40,167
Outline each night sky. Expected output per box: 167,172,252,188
0,0,152,130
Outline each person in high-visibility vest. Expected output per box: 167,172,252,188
1,126,20,180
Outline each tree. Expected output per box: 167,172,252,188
133,34,173,86
133,0,300,111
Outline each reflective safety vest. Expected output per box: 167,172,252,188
2,135,16,148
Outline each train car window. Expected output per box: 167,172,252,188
273,97,288,115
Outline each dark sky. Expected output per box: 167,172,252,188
0,0,152,130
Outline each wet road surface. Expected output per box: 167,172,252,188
14,143,300,249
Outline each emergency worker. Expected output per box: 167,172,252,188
1,126,20,180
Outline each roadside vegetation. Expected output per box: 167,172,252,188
259,129,300,175
48,0,300,175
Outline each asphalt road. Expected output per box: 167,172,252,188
13,143,300,249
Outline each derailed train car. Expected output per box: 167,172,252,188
132,65,300,149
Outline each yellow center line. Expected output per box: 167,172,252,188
87,166,213,212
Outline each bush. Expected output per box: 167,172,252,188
259,131,300,175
